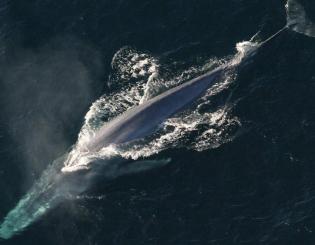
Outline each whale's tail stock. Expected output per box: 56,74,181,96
258,0,315,47
286,0,315,38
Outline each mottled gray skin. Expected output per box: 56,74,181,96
86,65,228,152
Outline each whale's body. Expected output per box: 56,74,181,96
86,66,226,152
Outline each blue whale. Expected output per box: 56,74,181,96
85,66,227,152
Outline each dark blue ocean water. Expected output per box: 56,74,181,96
1,0,315,244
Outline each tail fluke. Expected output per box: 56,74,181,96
286,0,315,37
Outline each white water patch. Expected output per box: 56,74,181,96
63,41,258,172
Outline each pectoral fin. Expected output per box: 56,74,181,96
119,158,171,176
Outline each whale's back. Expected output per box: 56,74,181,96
86,67,225,152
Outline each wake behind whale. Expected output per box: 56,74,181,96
0,0,314,239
